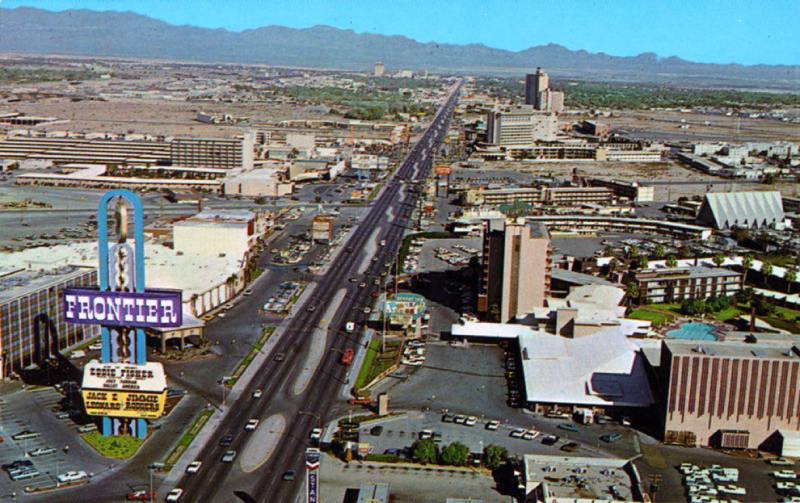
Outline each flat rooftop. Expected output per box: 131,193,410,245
524,454,634,503
665,339,799,360
0,266,94,303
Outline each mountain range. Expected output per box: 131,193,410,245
1,7,798,89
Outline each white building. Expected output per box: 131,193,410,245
486,106,558,145
173,209,267,259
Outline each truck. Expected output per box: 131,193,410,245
340,348,354,365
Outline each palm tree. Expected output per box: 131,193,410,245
189,293,199,317
666,256,678,268
736,288,757,332
712,254,725,268
786,268,797,294
741,255,753,285
761,262,774,288
607,258,619,280
626,282,641,306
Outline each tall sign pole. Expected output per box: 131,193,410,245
64,190,180,439
305,448,321,503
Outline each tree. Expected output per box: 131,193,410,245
411,440,438,465
786,268,797,294
666,255,678,268
712,254,725,268
603,245,615,257
761,262,774,287
676,246,691,259
483,445,508,471
440,442,470,466
653,245,666,260
626,282,640,306
741,255,754,285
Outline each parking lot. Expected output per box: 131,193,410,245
0,385,108,497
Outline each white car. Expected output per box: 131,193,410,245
245,419,260,431
29,447,56,457
310,428,323,441
166,488,184,501
510,428,526,438
523,430,540,440
718,485,746,496
485,420,500,431
464,416,478,427
252,389,263,399
88,343,103,351
775,471,798,480
57,470,88,483
186,461,202,474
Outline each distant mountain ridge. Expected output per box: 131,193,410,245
1,7,798,89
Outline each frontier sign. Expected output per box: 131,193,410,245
64,288,182,329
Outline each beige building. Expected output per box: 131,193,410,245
660,339,800,449
170,132,255,170
374,61,385,77
478,220,552,322
524,67,564,113
223,168,293,197
485,106,558,146
311,215,334,243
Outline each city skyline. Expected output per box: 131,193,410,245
2,0,799,66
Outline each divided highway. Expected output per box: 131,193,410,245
175,82,461,503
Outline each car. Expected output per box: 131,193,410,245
243,289,253,296
510,428,526,438
219,434,233,447
771,458,797,466
223,303,234,310
252,389,263,399
307,305,316,312
523,430,540,441
221,450,237,463
370,425,383,436
186,461,202,474
166,488,184,502
274,353,285,362
464,416,478,426
558,423,579,433
78,423,98,433
310,428,323,441
453,415,467,424
245,419,260,431
486,420,500,431
363,307,372,314
56,411,71,419
11,430,40,440
601,433,623,443
560,442,579,453
349,277,358,283
10,468,39,481
541,434,559,445
373,279,380,286
345,322,356,333
28,447,56,457
441,413,455,423
718,485,746,496
358,282,366,288
57,470,88,483
127,490,154,500
88,343,103,351
419,429,433,440
282,470,296,481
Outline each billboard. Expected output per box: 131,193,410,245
64,288,182,329
81,360,168,419
81,390,167,419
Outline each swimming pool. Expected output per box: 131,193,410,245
666,322,719,341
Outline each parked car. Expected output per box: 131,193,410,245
485,420,500,431
510,429,526,438
57,470,88,483
464,416,478,427
560,442,579,453
557,423,579,433
601,433,623,443
28,447,56,457
11,430,40,440
78,424,98,433
523,430,540,441
541,435,559,445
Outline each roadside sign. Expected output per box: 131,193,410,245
305,448,321,503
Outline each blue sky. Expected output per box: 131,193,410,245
4,0,799,65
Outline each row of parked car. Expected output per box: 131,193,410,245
401,340,426,366
679,463,746,502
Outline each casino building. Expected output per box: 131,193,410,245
0,266,100,379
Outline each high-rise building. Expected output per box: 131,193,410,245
170,132,255,170
0,266,100,379
373,62,385,77
477,220,552,322
525,67,549,108
539,88,565,113
486,106,558,145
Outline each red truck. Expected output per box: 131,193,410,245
340,348,354,365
